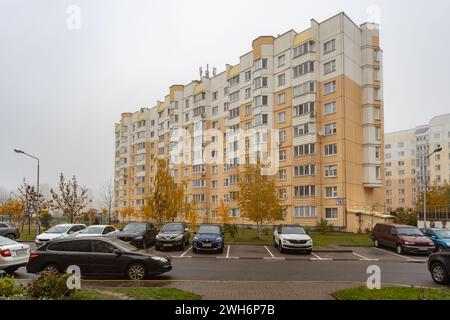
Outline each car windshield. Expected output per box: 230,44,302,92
81,226,104,234
397,227,423,236
282,227,306,235
0,236,16,246
161,224,183,232
109,238,139,252
435,230,450,238
198,226,220,234
45,225,71,234
123,223,146,233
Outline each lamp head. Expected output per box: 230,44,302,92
434,145,443,153
14,149,24,154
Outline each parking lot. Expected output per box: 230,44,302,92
160,244,429,263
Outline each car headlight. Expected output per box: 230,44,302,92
152,256,168,263
216,237,222,242
446,242,450,246
404,241,414,245
194,236,199,241
175,235,184,240
156,235,161,240
135,236,143,240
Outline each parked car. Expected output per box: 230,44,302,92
155,222,190,251
0,235,30,274
26,237,171,280
75,225,119,238
193,225,224,254
421,228,450,252
273,224,313,254
35,224,86,246
116,222,157,249
371,223,435,255
428,250,450,284
0,222,20,240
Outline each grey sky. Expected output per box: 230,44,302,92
1,0,450,203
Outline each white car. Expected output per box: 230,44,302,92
75,225,119,238
0,236,30,274
35,224,86,246
273,225,313,254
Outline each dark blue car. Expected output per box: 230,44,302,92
421,228,450,252
193,225,224,254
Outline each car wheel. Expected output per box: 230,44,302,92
396,244,403,255
193,247,198,254
185,238,189,246
155,244,161,251
4,266,19,274
374,238,379,248
431,262,449,284
127,263,146,281
305,250,312,255
5,233,16,240
42,263,61,274
218,247,224,254
279,241,284,253
181,239,186,250
437,245,445,252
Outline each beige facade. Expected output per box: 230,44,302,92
114,12,386,232
385,113,450,212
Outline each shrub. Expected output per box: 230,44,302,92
317,218,333,234
26,271,75,300
224,224,238,238
0,275,23,297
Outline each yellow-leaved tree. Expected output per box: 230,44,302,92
239,163,284,239
215,199,230,227
143,159,184,227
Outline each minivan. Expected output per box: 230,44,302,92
371,223,435,255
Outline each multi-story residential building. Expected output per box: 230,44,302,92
114,12,388,233
385,113,450,212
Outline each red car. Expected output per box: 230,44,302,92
371,223,435,255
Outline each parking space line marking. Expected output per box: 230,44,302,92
217,245,239,259
170,246,193,258
310,252,332,261
352,252,379,261
374,247,420,262
226,245,230,258
264,245,275,258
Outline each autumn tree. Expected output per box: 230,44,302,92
185,201,199,232
143,159,184,227
50,174,89,223
18,179,47,234
417,184,449,212
215,199,230,227
0,198,24,225
120,207,135,222
101,179,114,224
239,164,284,239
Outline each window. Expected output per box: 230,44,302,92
245,70,252,82
325,186,338,198
323,60,336,74
212,106,219,117
253,113,268,125
294,164,316,177
278,111,286,123
278,73,286,86
375,146,381,160
279,130,286,142
294,123,311,137
229,91,240,102
254,77,268,89
376,166,381,180
323,80,336,94
325,208,338,219
244,87,252,99
278,93,286,105
325,144,337,156
325,165,337,178
324,39,336,54
228,75,240,87
194,92,206,102
278,189,287,200
93,240,115,254
293,41,314,58
294,102,314,116
293,61,314,78
279,150,286,161
324,123,337,136
293,81,315,97
294,143,315,156
254,95,268,107
245,105,252,115
278,169,286,181
375,127,381,141
229,107,240,119
374,107,381,120
294,185,316,197
193,179,205,188
277,54,285,67
212,91,218,101
294,206,316,218
254,58,268,70
324,102,336,115
192,194,205,202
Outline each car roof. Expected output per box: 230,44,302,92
280,224,303,228
376,223,417,228
86,225,110,228
53,224,85,227
47,236,111,243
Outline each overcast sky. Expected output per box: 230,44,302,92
1,0,449,202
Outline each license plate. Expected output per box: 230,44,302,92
15,249,27,256
419,248,429,251
163,244,172,247
202,243,212,248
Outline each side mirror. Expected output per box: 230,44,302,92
185,228,189,232
113,248,122,256
68,231,74,235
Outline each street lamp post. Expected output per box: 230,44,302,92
423,145,442,228
14,149,41,233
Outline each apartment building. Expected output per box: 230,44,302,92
385,114,450,212
114,12,387,233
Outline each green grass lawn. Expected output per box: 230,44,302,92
334,286,450,300
189,227,372,247
73,287,201,300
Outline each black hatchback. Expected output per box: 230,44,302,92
26,237,172,280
